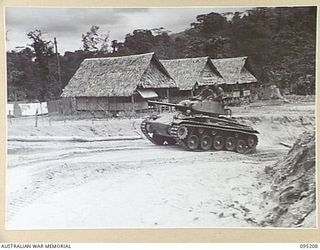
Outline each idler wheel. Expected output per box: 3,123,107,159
187,134,200,150
213,135,224,150
236,139,247,153
200,134,212,151
152,134,165,145
177,126,188,139
145,124,152,132
247,135,257,148
225,137,236,151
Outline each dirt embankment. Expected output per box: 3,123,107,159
8,117,141,138
261,131,316,227
237,115,314,147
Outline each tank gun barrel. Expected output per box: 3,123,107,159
148,100,190,112
148,100,183,108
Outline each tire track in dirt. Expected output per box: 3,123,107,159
7,144,286,224
8,143,152,169
7,145,203,220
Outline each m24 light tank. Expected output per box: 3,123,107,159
140,99,259,153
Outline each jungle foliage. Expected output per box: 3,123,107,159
7,7,316,101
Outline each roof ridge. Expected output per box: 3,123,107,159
84,52,155,61
160,56,209,62
211,56,247,61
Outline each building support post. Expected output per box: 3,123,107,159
167,88,172,111
131,94,135,112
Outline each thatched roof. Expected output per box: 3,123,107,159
160,57,225,90
61,52,176,97
211,57,257,85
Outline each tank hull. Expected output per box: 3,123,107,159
140,114,259,153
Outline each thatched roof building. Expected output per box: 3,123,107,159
210,57,257,85
160,57,225,91
61,52,176,98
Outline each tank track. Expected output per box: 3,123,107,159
170,122,258,153
140,119,157,144
140,119,176,146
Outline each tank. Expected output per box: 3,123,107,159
140,98,259,153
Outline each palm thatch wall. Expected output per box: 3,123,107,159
75,96,148,112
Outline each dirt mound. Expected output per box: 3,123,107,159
237,115,314,147
261,131,316,227
285,95,315,103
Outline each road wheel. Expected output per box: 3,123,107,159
200,134,212,151
152,134,165,145
213,135,224,150
247,135,257,148
225,137,236,151
236,139,247,153
186,134,199,150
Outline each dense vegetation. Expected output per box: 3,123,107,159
7,7,316,102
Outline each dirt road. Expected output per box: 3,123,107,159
6,100,315,229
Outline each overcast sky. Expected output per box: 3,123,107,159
6,7,250,53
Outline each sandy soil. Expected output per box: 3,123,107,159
6,99,315,229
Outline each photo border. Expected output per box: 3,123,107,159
0,0,319,243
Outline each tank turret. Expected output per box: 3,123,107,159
141,98,259,153
148,99,231,117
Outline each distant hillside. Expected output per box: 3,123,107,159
7,7,316,101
